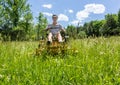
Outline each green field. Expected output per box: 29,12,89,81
0,37,120,85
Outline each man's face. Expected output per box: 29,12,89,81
52,16,58,22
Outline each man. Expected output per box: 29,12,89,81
46,14,65,44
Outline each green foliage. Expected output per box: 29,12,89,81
66,25,77,39
87,14,119,36
105,14,117,29
100,14,117,36
118,9,120,27
36,12,48,40
2,0,29,28
0,37,120,84
66,10,120,38
0,0,33,41
78,31,87,38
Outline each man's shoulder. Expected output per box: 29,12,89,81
48,24,52,26
56,23,62,27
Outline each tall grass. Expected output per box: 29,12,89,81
0,37,120,85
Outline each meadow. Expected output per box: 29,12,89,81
0,37,120,85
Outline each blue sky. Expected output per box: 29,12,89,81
28,0,120,27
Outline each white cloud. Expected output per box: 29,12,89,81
85,4,105,14
68,9,74,13
58,14,69,21
43,12,52,16
76,10,89,21
76,3,105,21
42,4,52,9
70,20,83,26
70,20,79,25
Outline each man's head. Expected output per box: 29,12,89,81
52,14,58,22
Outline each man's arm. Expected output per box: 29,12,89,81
45,24,51,31
61,28,66,32
60,24,66,32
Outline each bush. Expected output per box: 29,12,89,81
78,31,87,39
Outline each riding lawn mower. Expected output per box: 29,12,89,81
36,32,78,56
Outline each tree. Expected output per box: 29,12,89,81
0,0,33,40
92,20,104,36
105,14,117,29
86,21,94,36
0,0,12,31
115,9,120,35
18,5,33,40
4,0,30,28
66,25,77,39
118,9,120,27
100,14,117,36
78,31,87,39
0,0,4,26
36,12,48,40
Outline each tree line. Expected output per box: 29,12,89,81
0,0,120,41
67,10,120,39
